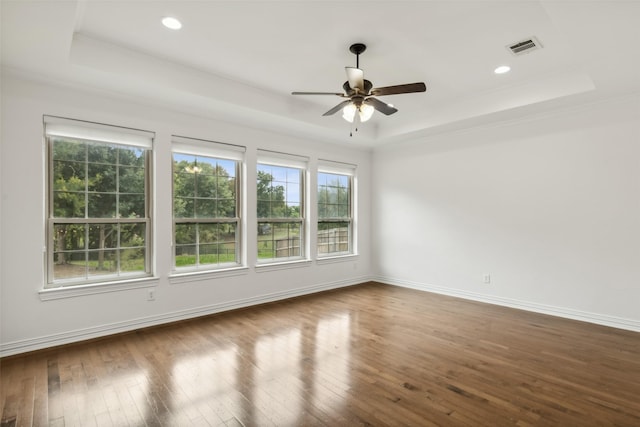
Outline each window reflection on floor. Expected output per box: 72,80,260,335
170,345,240,424
254,328,303,425
314,313,351,409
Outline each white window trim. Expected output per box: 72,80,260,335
169,266,250,284
255,259,312,272
317,254,360,265
39,276,159,301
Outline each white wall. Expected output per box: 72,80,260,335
0,75,372,356
372,95,640,331
2,74,639,358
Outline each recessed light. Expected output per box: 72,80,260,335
162,17,182,30
494,65,511,74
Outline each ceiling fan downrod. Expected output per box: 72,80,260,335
349,43,366,68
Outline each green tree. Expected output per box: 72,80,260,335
173,156,237,261
257,170,285,219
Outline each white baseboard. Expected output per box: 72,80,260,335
374,276,640,333
0,276,369,357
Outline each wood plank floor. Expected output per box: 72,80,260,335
2,282,640,426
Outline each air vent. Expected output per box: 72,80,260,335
508,37,542,55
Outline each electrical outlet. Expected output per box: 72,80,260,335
147,289,155,301
483,274,491,284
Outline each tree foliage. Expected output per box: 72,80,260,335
317,173,349,218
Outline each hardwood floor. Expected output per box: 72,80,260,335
2,282,640,426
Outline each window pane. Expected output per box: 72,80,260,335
257,225,275,259
119,166,145,193
121,223,145,247
87,143,117,165
175,245,197,267
318,172,350,220
53,251,87,280
174,197,195,218
88,224,117,250
195,198,215,218
174,172,195,198
318,222,350,254
53,138,86,161
287,168,300,183
199,223,217,244
197,223,238,265
199,244,218,265
218,242,237,264
53,224,86,256
218,198,236,218
119,146,144,166
196,174,216,197
87,163,116,192
87,249,117,276
53,160,85,191
257,221,301,259
257,164,301,220
119,194,145,218
175,223,196,245
120,248,145,272
53,191,85,218
217,159,236,177
218,176,236,210
196,156,217,175
88,193,117,218
285,203,300,218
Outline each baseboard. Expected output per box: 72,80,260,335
0,276,369,357
374,276,640,333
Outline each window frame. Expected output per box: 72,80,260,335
256,150,309,264
44,116,154,288
171,136,245,274
317,160,356,258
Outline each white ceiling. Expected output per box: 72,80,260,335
2,1,640,147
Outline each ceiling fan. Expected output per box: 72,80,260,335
292,43,427,124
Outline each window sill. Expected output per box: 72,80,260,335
255,258,312,272
169,266,249,284
317,253,359,265
39,276,159,301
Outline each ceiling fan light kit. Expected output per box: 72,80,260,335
292,43,427,126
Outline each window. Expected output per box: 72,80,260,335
257,151,307,262
317,161,355,256
172,136,244,271
45,116,153,287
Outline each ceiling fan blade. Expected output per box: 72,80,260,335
370,82,426,96
292,91,345,96
346,67,364,91
364,97,398,115
323,100,352,116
